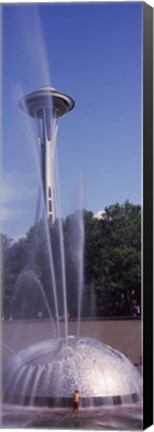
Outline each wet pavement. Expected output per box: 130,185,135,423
1,404,143,430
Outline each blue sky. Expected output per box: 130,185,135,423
2,2,142,240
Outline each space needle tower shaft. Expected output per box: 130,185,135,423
19,86,75,222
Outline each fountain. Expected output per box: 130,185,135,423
3,336,142,409
2,85,142,415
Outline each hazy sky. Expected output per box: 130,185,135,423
2,2,142,240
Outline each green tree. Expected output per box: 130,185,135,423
1,201,141,319
97,201,141,316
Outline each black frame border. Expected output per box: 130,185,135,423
143,2,153,429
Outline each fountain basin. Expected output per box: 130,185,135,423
3,336,142,407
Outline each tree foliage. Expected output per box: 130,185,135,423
1,201,141,319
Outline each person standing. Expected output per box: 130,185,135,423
72,389,80,415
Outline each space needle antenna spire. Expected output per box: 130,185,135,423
19,86,75,222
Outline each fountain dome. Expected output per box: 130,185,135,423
4,336,142,407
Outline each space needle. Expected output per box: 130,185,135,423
19,86,75,222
